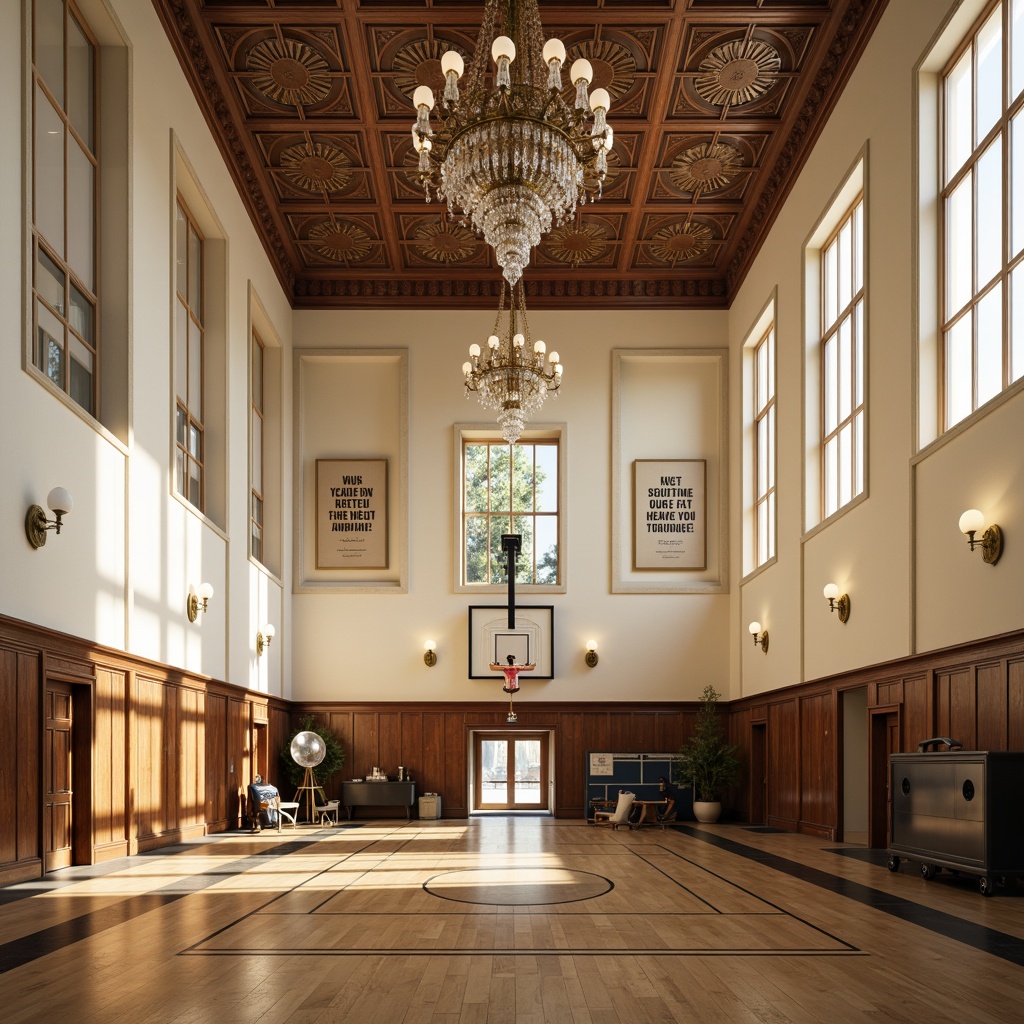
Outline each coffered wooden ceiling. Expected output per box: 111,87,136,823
153,0,888,309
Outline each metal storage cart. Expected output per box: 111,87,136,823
887,739,1024,895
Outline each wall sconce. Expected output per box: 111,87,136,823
25,487,73,549
187,582,214,622
958,509,1003,565
823,583,850,623
256,624,276,656
423,640,437,667
585,640,599,668
748,622,769,653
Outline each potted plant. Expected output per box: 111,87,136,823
675,685,741,823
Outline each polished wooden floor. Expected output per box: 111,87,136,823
1,817,1023,1023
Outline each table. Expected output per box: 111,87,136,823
342,780,417,820
632,800,668,828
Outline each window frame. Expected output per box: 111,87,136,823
30,0,100,417
938,0,1023,431
455,424,567,595
753,323,776,568
251,330,265,564
819,194,866,520
173,194,206,513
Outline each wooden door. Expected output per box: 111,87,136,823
475,733,549,810
45,682,74,871
869,709,900,849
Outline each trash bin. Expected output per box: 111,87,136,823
419,793,442,819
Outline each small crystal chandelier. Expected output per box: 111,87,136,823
462,279,562,443
410,0,613,287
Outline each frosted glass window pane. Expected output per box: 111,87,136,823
34,85,64,256
946,174,973,316
69,282,92,345
251,409,263,493
854,301,865,407
69,350,92,413
188,423,201,459
766,329,775,398
36,246,64,313
1013,264,1024,381
767,492,775,560
188,225,202,313
68,331,92,374
976,138,1002,288
823,242,838,329
176,405,186,446
1014,0,1024,101
252,338,263,413
824,335,837,433
175,204,188,300
757,417,768,497
756,341,768,410
534,444,557,511
67,14,93,149
767,406,775,488
1013,113,1024,258
976,284,1003,405
839,315,852,422
946,48,973,181
838,219,852,312
188,317,202,413
824,437,838,517
976,8,1003,144
853,202,864,293
67,139,94,290
838,423,852,508
757,504,768,565
174,301,188,401
35,0,64,106
854,411,865,497
945,314,973,426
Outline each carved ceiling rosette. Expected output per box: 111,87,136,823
246,37,332,107
412,220,480,265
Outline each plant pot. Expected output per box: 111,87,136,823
692,800,722,823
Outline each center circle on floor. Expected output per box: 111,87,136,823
423,866,613,905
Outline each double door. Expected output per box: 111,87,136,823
475,733,548,810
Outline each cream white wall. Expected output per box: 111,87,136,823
2,0,292,696
732,0,1024,697
291,307,732,703
4,0,1019,709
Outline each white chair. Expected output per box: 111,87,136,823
593,790,636,830
312,789,340,825
277,800,299,831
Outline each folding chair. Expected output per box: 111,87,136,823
593,790,636,830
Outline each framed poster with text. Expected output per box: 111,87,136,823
316,459,388,569
632,459,706,570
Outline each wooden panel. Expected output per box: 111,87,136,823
378,712,402,775
948,668,976,749
229,698,251,825
17,651,42,864
877,680,903,706
352,712,380,778
94,667,128,849
767,700,799,827
976,662,1007,750
135,675,166,838
901,674,931,751
1010,659,1024,750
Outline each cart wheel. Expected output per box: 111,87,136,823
921,863,936,880
979,876,994,897
887,856,900,872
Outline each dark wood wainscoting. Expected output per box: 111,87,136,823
0,616,290,885
2,613,1022,881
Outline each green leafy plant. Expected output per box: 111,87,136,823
280,715,346,789
675,685,741,802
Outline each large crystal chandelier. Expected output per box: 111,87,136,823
462,279,562,443
410,0,613,287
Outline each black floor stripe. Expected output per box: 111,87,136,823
671,825,1024,967
0,833,324,974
